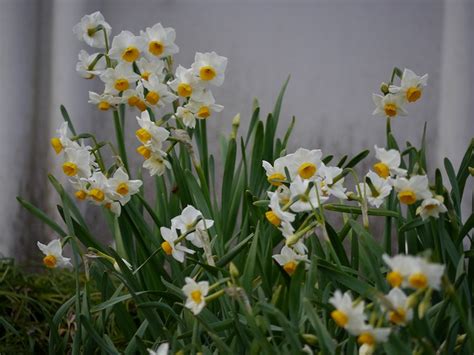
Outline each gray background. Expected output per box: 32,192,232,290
1,0,472,261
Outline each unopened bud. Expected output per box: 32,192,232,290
302,333,318,345
407,293,419,309
232,113,241,127
285,234,300,247
229,262,240,278
417,300,429,318
380,82,389,95
469,167,474,176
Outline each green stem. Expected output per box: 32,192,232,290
113,110,129,172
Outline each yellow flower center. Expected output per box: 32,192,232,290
406,86,422,103
161,241,173,255
191,290,202,303
136,128,152,143
330,310,348,327
128,95,139,106
114,78,129,92
265,210,281,226
177,83,193,97
373,162,390,178
104,202,112,210
424,203,438,211
408,272,428,289
398,190,417,205
75,190,87,200
43,255,57,268
298,162,317,179
146,91,160,105
122,46,140,62
136,145,152,159
141,71,150,81
283,261,297,276
357,332,375,345
62,162,78,176
50,137,63,154
389,307,407,324
197,106,211,119
199,66,216,81
148,41,164,56
98,101,110,111
387,271,403,288
136,100,147,112
89,188,105,202
268,173,286,186
384,103,397,117
116,182,129,196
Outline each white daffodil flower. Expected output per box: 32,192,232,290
85,171,113,206
141,23,179,59
289,176,324,212
168,65,201,98
267,185,292,206
136,57,166,82
147,343,169,355
50,122,78,155
279,221,308,255
389,68,428,103
383,254,445,290
108,30,146,63
262,156,290,186
159,226,195,263
135,111,170,147
143,151,171,177
372,93,407,118
174,106,197,128
272,245,308,276
392,175,431,205
100,63,141,94
373,145,407,178
359,344,374,355
88,91,122,111
356,325,391,347
105,200,122,216
62,146,93,178
171,205,214,248
191,52,228,86
416,195,447,220
286,148,323,180
329,290,367,335
318,165,347,200
137,74,177,108
186,90,223,120
383,287,413,326
76,50,106,79
357,170,392,208
37,239,71,269
72,11,111,48
182,277,209,315
108,167,143,205
122,88,145,110
266,190,296,226
70,177,90,201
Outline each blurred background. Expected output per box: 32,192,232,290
0,0,472,262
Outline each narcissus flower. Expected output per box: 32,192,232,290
383,287,413,325
174,106,196,128
357,170,392,208
318,165,347,200
50,122,78,154
289,176,323,212
186,90,223,120
160,226,195,263
356,325,391,347
37,239,71,268
286,148,322,180
373,146,407,178
266,192,295,226
389,68,428,103
86,171,112,205
147,343,169,355
272,245,308,276
329,290,367,335
416,195,447,220
182,277,209,315
76,50,106,79
392,175,431,205
262,156,290,186
191,52,227,86
136,57,165,82
108,167,142,205
88,91,121,111
138,74,177,108
109,30,146,63
72,11,111,48
279,221,308,255
100,63,141,94
171,205,214,248
372,93,406,118
135,111,170,146
168,65,200,98
62,146,94,178
143,151,171,176
141,23,179,59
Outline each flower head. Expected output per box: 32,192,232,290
50,122,78,154
182,277,209,315
286,148,323,180
136,57,166,82
141,23,179,59
272,245,308,276
186,90,223,120
383,287,413,325
373,145,407,179
168,65,200,98
137,74,177,108
191,52,227,86
289,176,324,212
160,226,195,263
37,239,71,268
108,167,143,205
389,68,428,103
73,11,111,48
357,170,392,208
62,146,94,178
147,343,169,355
76,50,106,79
416,195,447,220
100,63,141,94
372,94,406,118
171,205,214,248
392,175,431,205
88,91,121,111
266,190,295,226
109,30,146,63
329,290,367,335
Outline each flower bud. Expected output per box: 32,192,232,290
380,82,389,95
469,167,474,176
229,262,240,278
301,333,318,345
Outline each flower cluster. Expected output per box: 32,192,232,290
330,254,444,354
